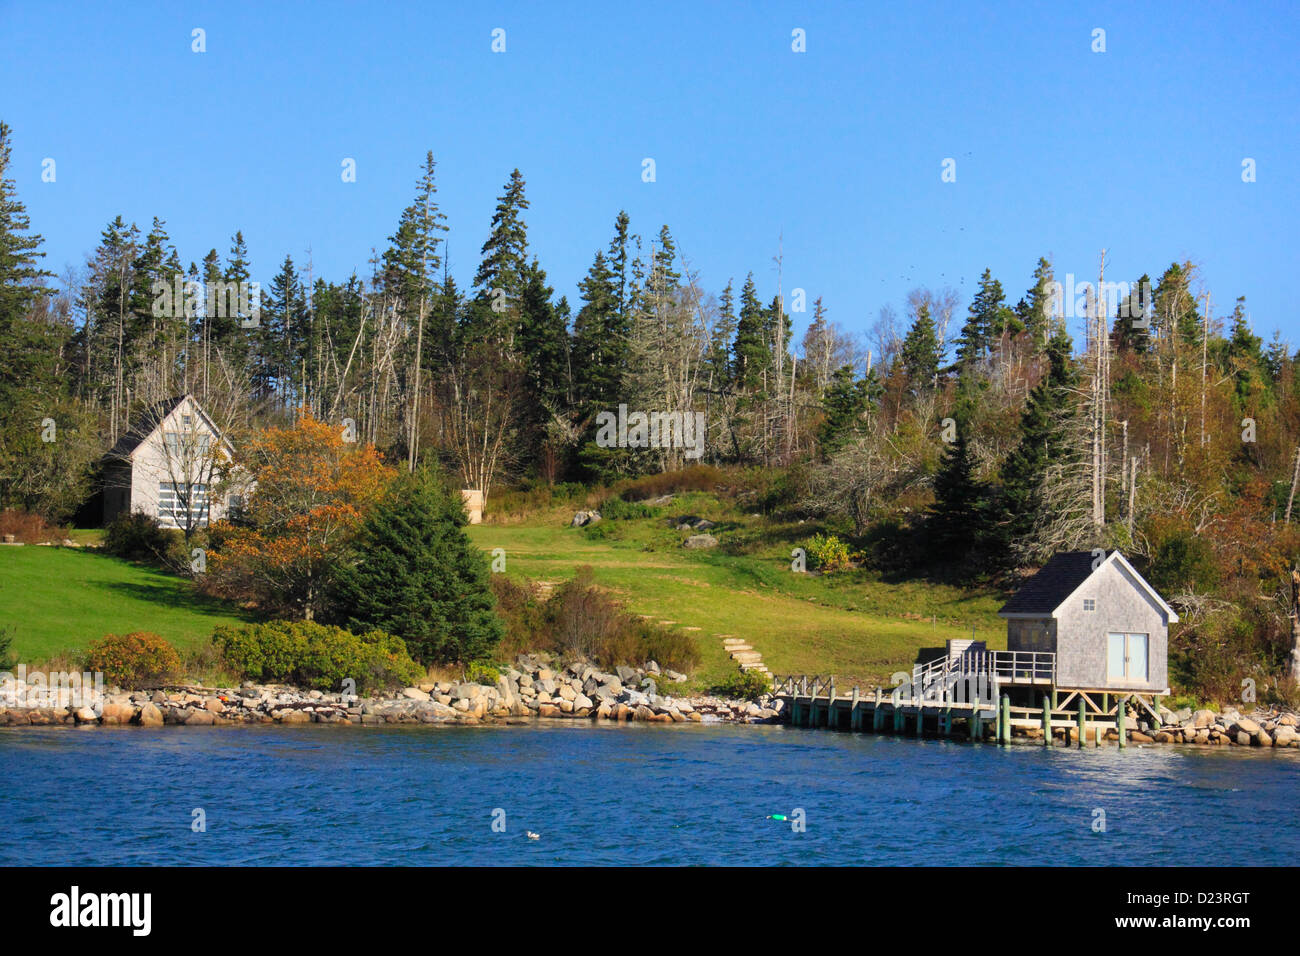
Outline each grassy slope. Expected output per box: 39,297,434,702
469,492,1007,689
0,546,249,662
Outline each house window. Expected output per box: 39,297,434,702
1083,599,1096,611
1107,632,1148,682
182,415,193,429
158,482,210,528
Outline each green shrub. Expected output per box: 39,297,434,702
538,566,700,671
805,533,851,572
465,660,500,685
615,465,726,502
214,620,424,694
103,512,185,567
599,497,660,520
84,631,182,688
0,626,17,670
711,670,772,701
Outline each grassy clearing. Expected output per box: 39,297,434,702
0,546,249,662
470,493,1006,689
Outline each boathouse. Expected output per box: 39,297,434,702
998,550,1176,695
774,550,1180,745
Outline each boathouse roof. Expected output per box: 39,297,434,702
998,550,1178,622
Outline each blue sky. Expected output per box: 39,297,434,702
2,0,1297,351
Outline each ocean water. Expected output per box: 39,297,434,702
2,722,1296,866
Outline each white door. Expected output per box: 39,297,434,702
1107,633,1125,679
1107,632,1148,682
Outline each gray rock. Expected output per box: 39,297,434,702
615,665,638,683
455,683,483,701
645,660,660,674
683,533,718,549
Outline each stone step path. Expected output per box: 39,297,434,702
720,636,770,676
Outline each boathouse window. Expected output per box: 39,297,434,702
1083,599,1096,611
1107,632,1148,681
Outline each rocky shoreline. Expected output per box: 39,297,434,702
0,655,786,728
4,653,1297,749
1142,705,1300,748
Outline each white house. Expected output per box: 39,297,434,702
102,395,244,532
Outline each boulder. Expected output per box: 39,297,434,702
402,687,431,701
537,704,562,718
1236,731,1253,746
615,665,638,683
138,703,164,727
182,708,215,726
645,660,660,674
1232,717,1261,736
683,533,718,549
574,694,593,710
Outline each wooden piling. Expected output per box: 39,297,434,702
850,687,860,730
1077,697,1086,749
1116,696,1126,750
1041,694,1051,746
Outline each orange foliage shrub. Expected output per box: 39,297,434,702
206,410,394,620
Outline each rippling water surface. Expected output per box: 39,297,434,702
2,723,1296,865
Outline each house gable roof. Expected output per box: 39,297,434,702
104,396,188,461
998,550,1179,623
104,395,233,462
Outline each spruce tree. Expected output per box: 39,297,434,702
571,249,620,411
331,467,504,665
956,268,1014,366
731,272,767,388
900,302,940,391
818,365,871,457
470,168,530,346
929,421,990,568
995,325,1077,558
517,258,569,411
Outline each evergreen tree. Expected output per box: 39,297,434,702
732,272,767,388
1113,273,1154,352
331,467,504,664
470,168,530,346
1225,296,1266,407
607,210,632,320
900,302,940,391
1015,256,1055,349
817,365,872,457
1153,261,1201,345
928,420,990,567
995,325,1077,558
705,278,736,390
571,249,620,411
517,259,569,411
956,268,1013,365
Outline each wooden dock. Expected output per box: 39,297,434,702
773,672,1162,747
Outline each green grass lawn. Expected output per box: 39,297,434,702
469,496,1008,690
0,501,1008,691
0,546,249,663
